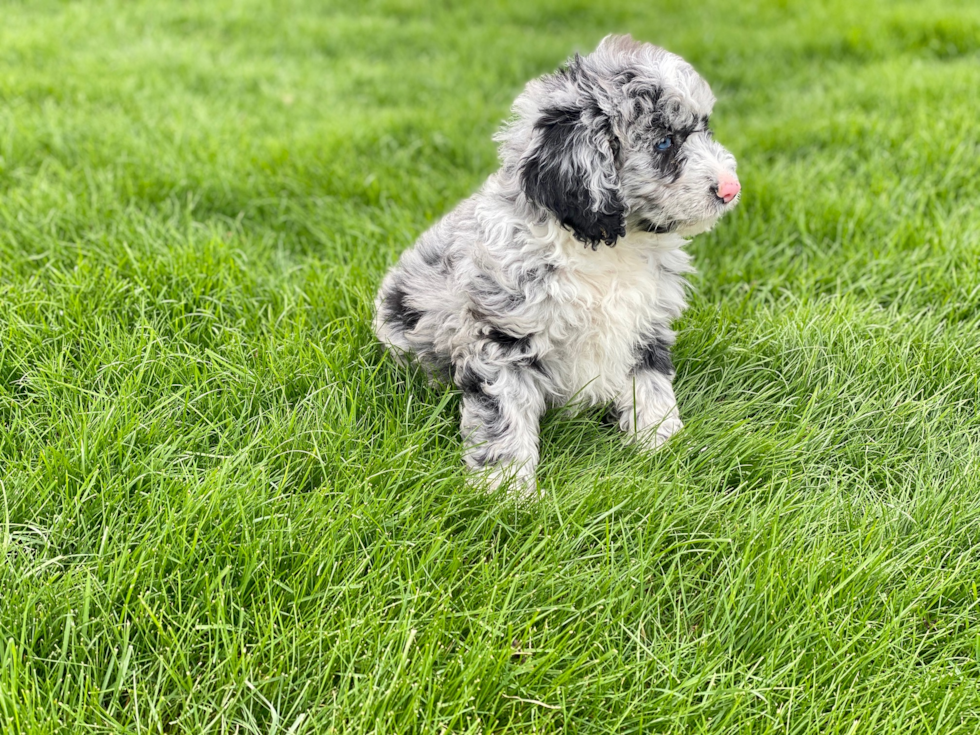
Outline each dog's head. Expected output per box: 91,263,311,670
498,34,739,248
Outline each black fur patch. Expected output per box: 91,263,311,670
635,336,674,376
519,355,548,377
452,363,501,414
453,363,484,396
519,106,625,249
487,328,531,352
637,219,677,234
385,286,422,332
484,328,547,376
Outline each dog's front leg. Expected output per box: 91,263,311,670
455,360,546,499
615,336,683,451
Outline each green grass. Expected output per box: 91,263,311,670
1,0,980,732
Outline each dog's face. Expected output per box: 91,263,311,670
500,35,739,247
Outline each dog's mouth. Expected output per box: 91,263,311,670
715,192,740,209
634,195,736,237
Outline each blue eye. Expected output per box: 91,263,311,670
656,136,673,151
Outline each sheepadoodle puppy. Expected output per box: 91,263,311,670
374,34,740,497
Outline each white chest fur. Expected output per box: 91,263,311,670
541,229,693,403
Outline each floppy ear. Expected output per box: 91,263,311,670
519,105,626,249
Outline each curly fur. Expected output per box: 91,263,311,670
374,35,740,498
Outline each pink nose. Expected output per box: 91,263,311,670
716,174,741,204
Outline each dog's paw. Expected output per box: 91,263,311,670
469,464,540,502
636,415,684,453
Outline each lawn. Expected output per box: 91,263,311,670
2,0,980,732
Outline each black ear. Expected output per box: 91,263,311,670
519,105,625,249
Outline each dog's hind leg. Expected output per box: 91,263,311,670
453,356,546,499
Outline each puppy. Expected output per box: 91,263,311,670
374,34,740,497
